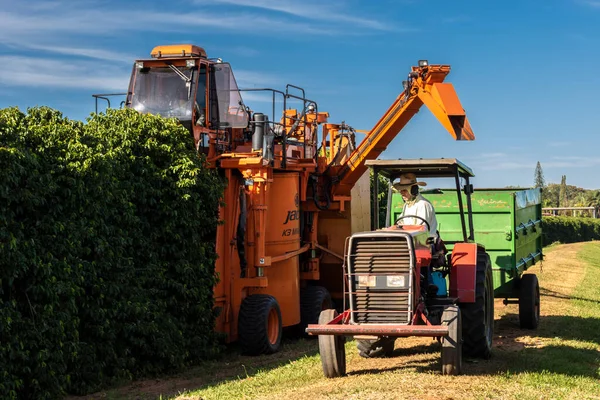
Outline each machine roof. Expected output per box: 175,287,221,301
365,158,475,179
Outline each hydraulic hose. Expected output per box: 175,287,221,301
311,175,331,211
237,186,248,277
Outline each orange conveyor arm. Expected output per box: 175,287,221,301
334,63,475,192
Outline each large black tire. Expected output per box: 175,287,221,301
519,274,540,329
459,250,494,359
318,309,346,378
441,305,462,375
356,337,395,358
300,285,332,335
238,294,283,355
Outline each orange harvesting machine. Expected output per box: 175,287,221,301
97,44,475,355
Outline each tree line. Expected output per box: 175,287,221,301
534,161,600,217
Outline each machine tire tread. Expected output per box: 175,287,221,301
519,273,540,329
300,285,332,335
238,294,282,356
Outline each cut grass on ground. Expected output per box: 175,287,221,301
80,242,600,400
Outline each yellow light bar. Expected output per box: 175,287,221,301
150,44,207,58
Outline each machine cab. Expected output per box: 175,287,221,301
124,44,249,149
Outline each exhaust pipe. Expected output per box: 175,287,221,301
252,113,266,151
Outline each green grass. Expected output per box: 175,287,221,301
498,242,600,380
86,243,600,400
177,243,600,400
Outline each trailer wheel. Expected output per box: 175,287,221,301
238,294,282,355
519,274,540,329
300,285,332,335
441,304,462,375
356,337,395,358
318,309,346,378
460,250,494,359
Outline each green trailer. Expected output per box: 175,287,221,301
390,188,543,299
381,159,542,329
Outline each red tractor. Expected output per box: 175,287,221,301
306,158,494,376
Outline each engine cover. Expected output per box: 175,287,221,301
346,231,417,325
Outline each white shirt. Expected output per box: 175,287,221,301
399,193,438,238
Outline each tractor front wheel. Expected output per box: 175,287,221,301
318,309,346,378
238,294,283,355
460,250,494,359
519,273,540,329
441,304,462,375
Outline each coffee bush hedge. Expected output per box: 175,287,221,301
0,106,225,398
542,216,600,245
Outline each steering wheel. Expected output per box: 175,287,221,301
395,214,431,232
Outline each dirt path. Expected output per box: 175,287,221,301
71,243,592,399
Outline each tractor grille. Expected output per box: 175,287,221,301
347,234,413,324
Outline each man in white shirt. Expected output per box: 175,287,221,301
393,173,438,238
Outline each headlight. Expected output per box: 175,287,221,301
358,275,377,288
386,275,406,288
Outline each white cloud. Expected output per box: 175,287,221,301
0,1,321,94
0,55,130,91
0,0,404,112
577,0,600,8
0,0,394,52
193,0,395,31
2,42,136,64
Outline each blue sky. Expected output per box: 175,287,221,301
1,0,599,189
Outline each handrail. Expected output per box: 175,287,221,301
92,92,128,114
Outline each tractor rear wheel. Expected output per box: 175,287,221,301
238,294,282,355
356,337,395,358
441,304,462,375
460,250,494,359
519,273,540,329
300,285,332,336
318,309,346,378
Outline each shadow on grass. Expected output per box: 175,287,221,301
496,311,600,345
463,312,600,378
72,332,320,400
347,362,439,377
346,342,442,376
540,287,600,306
345,313,599,379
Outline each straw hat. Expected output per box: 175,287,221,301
392,173,427,191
